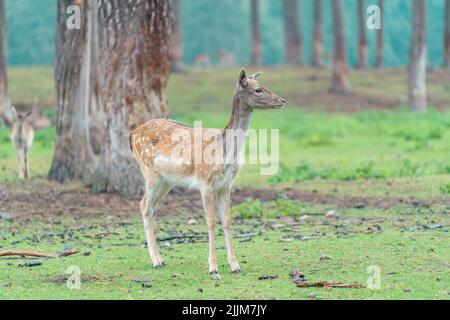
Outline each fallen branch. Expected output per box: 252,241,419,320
0,249,80,259
296,281,366,289
157,234,205,242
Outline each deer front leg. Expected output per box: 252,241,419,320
216,189,240,273
17,148,25,180
201,188,218,275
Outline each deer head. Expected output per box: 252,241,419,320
11,106,33,123
235,68,286,111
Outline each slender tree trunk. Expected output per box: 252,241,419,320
376,0,384,67
171,0,184,72
251,0,263,65
358,0,368,69
409,0,427,112
330,0,351,94
312,0,324,68
92,0,172,196
0,0,12,126
444,0,450,68
49,0,96,181
283,0,302,65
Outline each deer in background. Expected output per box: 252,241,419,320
130,69,285,276
10,107,35,179
192,54,212,68
217,50,236,68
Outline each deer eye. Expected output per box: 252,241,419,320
255,88,263,93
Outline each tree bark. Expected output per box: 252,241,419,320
409,0,427,112
92,0,172,196
330,0,351,94
358,0,368,69
283,0,302,66
251,0,263,65
88,0,104,155
375,0,384,67
444,0,450,68
171,0,184,72
0,0,12,126
312,0,324,68
49,0,96,182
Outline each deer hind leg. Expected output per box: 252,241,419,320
216,189,240,273
24,149,31,179
140,177,172,268
201,188,218,275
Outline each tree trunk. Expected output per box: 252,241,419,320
358,0,368,69
88,0,104,155
251,0,263,65
376,0,384,67
283,0,302,65
444,0,450,68
92,0,172,196
409,0,427,112
330,0,351,94
171,0,184,72
49,0,96,182
0,0,12,126
312,0,324,68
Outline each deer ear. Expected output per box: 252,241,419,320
250,71,263,80
239,68,248,87
24,110,32,118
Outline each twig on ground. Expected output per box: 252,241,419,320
0,249,81,258
296,281,366,288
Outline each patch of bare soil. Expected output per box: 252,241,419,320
0,181,448,221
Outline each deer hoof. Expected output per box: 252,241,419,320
210,272,221,280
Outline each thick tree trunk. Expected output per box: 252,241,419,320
330,0,351,94
49,0,96,181
283,0,302,66
0,0,12,126
444,0,450,68
251,0,263,65
312,0,324,68
92,0,172,196
171,0,184,72
409,0,427,112
376,0,384,67
358,0,368,69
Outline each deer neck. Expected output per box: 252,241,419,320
225,94,253,132
222,94,253,167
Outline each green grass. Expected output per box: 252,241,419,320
0,197,448,300
2,108,450,186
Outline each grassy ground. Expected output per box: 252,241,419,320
0,178,448,299
0,67,449,300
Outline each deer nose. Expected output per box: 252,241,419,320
280,98,286,104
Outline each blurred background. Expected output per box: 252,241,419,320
5,0,448,67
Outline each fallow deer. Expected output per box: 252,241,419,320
192,54,212,68
217,50,236,68
10,107,35,179
130,69,285,275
